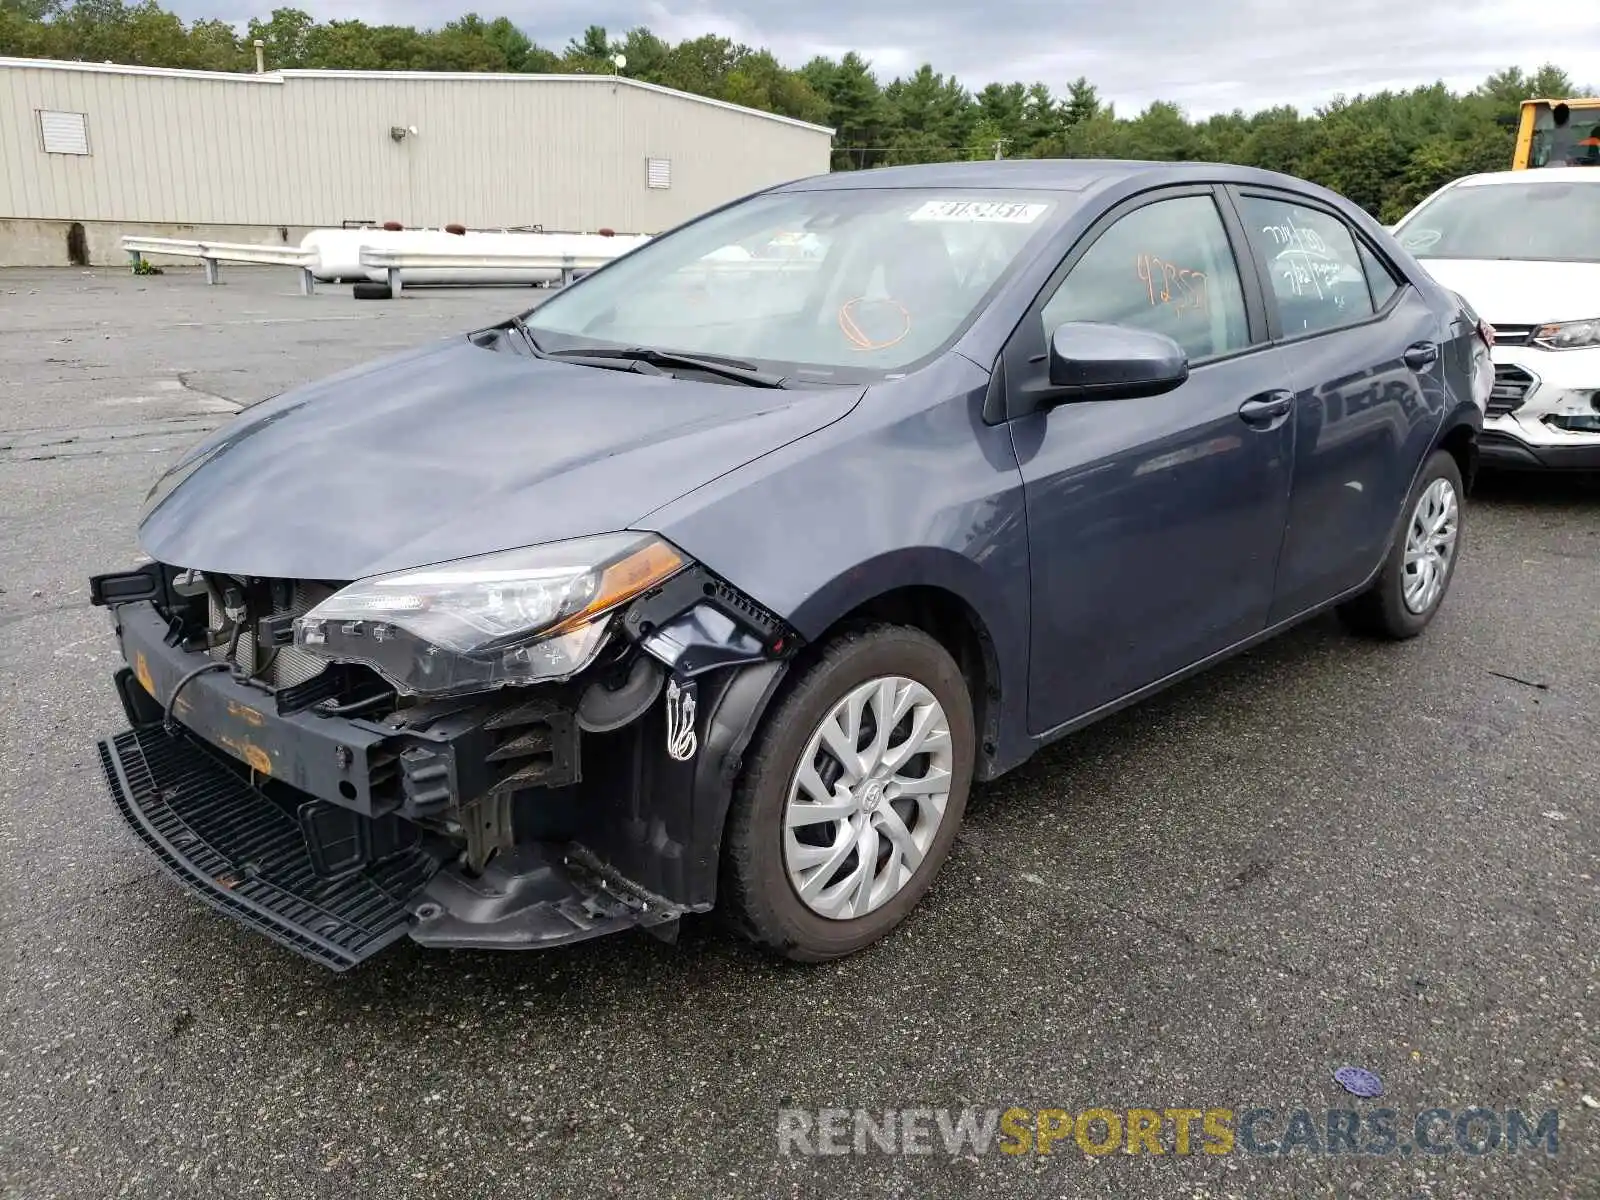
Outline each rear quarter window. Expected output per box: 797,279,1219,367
1357,241,1402,310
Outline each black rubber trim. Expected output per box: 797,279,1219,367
1479,430,1600,471
99,726,436,971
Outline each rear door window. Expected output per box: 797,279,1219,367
1235,195,1376,337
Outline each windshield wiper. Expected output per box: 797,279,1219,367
542,345,788,388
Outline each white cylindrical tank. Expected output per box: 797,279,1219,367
300,228,651,284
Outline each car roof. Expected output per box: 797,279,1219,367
1450,167,1600,188
772,158,1333,196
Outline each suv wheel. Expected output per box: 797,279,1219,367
1338,448,1464,639
721,623,976,961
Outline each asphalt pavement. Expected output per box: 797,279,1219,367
1,266,1596,1200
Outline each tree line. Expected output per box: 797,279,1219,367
1,1,1592,221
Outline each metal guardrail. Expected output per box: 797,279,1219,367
118,234,820,299
121,236,317,294
358,248,823,296
356,247,624,295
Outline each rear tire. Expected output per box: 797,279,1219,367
1338,448,1464,639
720,623,975,962
352,281,392,300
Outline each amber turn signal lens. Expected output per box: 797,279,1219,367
550,538,685,634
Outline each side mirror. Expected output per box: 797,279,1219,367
1044,321,1189,403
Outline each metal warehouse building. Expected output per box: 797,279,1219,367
0,56,835,266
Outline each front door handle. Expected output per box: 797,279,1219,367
1404,341,1439,370
1238,389,1295,425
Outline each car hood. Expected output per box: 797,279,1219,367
1415,258,1600,324
139,336,863,580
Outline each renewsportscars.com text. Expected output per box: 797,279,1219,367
776,1106,1561,1159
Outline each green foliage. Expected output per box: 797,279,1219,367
2,0,1594,215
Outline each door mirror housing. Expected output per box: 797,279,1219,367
1044,321,1189,404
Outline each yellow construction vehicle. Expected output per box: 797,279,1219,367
1513,97,1600,168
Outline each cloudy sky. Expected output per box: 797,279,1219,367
179,0,1599,118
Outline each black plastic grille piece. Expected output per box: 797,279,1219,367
1488,364,1535,417
99,726,436,971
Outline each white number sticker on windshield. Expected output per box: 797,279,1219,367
908,200,1049,224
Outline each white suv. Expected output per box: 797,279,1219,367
1392,167,1600,471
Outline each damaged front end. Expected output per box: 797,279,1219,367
89,537,798,971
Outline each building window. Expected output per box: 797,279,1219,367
39,110,90,156
646,158,671,189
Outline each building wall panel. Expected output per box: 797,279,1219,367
0,59,833,236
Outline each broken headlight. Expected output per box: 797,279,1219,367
293,533,687,697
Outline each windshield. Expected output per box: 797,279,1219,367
1529,103,1600,168
519,187,1067,383
1395,181,1600,263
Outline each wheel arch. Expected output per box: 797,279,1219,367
802,584,1004,781
1357,405,1474,594
684,583,1003,920
1436,407,1481,495
769,543,1016,781
712,616,988,958
1375,402,1480,566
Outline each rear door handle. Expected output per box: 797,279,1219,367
1404,341,1439,370
1238,389,1295,425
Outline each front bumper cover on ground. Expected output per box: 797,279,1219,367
99,723,687,971
99,724,436,970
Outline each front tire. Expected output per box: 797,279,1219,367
720,623,976,962
1338,448,1464,639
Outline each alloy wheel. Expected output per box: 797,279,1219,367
1402,476,1459,615
781,675,955,920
